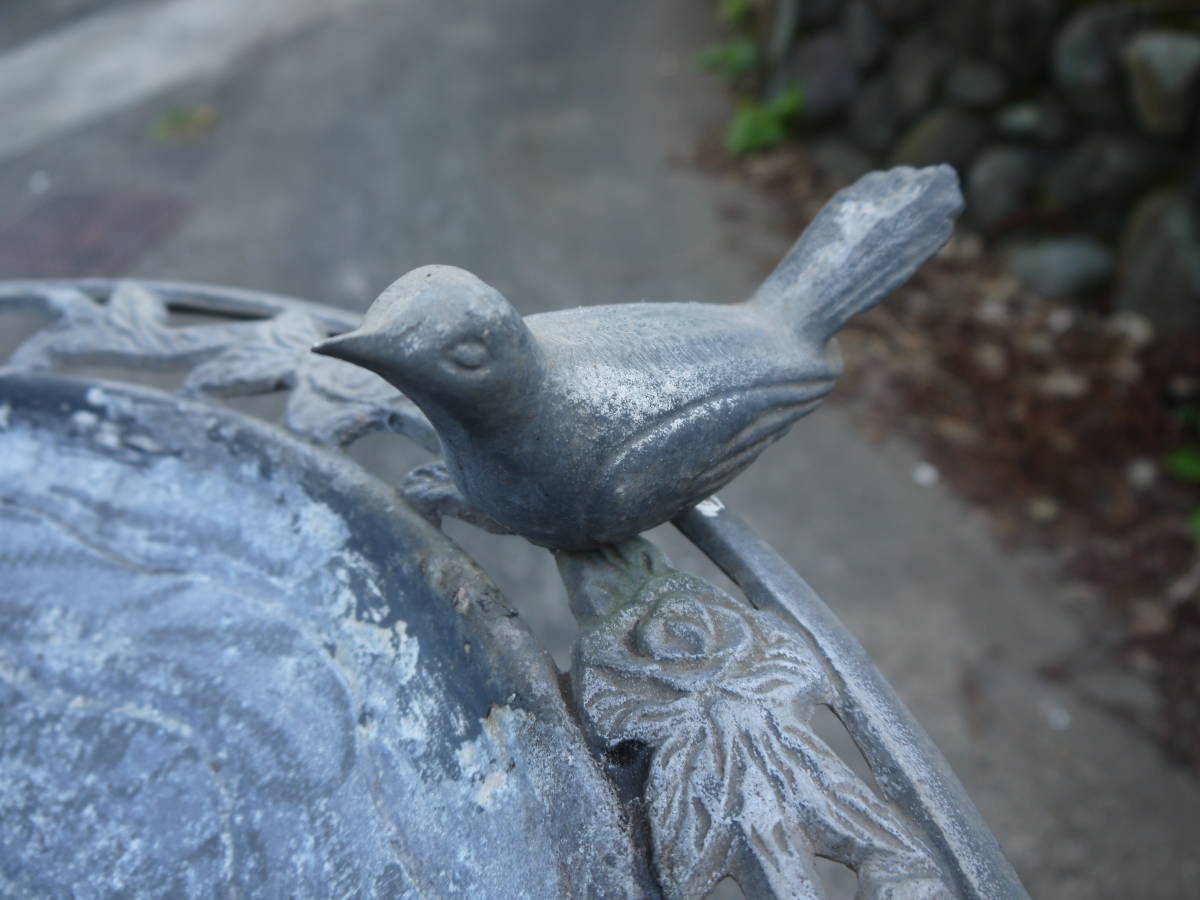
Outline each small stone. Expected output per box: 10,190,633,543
1027,496,1061,522
1106,310,1155,347
995,97,1072,145
1122,30,1200,137
946,60,1008,109
987,0,1060,76
869,0,929,28
1022,333,1055,357
971,343,1009,380
1046,308,1075,334
890,29,951,121
849,75,898,151
1037,370,1090,399
937,231,984,262
1109,355,1142,383
975,298,1011,326
809,138,874,185
844,1,886,69
1054,4,1137,121
934,5,987,55
911,461,940,487
931,416,982,447
1169,375,1199,399
1115,188,1200,330
1126,458,1158,490
891,108,987,170
767,0,842,63
794,0,842,29
1007,237,1115,298
1126,648,1161,677
1044,134,1162,214
967,145,1039,233
773,31,857,123
1128,599,1171,637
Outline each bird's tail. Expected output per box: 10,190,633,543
749,165,963,345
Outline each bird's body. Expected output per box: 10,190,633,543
314,165,964,550
442,300,838,547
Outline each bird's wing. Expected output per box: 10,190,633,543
582,382,824,542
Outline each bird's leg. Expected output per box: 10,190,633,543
400,461,511,535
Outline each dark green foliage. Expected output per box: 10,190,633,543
718,0,754,28
698,37,760,82
1165,447,1200,538
1166,448,1200,482
724,87,803,155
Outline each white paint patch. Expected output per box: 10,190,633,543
122,433,165,454
696,496,725,518
0,0,367,161
474,770,508,811
70,410,98,430
453,705,527,812
94,422,122,450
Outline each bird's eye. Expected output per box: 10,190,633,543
445,340,489,370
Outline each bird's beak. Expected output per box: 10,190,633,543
311,329,380,369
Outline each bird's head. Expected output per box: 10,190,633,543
312,265,541,429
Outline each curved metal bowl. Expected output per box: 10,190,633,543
0,372,648,897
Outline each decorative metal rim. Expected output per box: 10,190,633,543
2,277,364,330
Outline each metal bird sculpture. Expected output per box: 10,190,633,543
313,165,963,550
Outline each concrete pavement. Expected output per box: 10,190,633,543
2,0,1198,896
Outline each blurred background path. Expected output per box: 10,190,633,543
2,1,1198,896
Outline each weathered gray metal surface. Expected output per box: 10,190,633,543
0,372,650,898
313,166,963,550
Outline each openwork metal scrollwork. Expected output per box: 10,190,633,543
562,539,949,899
2,279,435,450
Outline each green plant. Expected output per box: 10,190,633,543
1167,448,1200,482
697,37,760,82
724,87,803,155
1165,448,1200,539
718,0,754,28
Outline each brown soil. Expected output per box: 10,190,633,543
699,140,1200,770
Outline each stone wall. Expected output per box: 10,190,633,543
766,0,1200,328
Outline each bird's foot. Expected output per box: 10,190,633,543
400,461,511,535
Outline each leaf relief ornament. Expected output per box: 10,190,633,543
560,539,951,900
1,280,432,448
